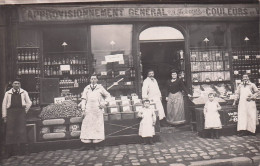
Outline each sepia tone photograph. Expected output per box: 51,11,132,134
0,0,259,165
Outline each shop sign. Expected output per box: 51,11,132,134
105,54,124,63
18,5,259,22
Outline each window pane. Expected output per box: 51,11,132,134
91,24,134,97
189,23,226,48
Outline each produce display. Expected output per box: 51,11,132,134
39,100,83,120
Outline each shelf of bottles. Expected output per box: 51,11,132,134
190,48,230,83
16,47,41,107
232,48,260,88
43,52,89,103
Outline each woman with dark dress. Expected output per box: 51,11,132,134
166,70,191,125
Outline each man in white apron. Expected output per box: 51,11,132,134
233,74,259,136
142,70,168,127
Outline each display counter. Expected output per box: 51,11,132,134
189,101,260,137
25,108,160,144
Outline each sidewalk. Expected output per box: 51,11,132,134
0,126,259,166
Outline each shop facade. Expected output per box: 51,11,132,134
1,3,259,143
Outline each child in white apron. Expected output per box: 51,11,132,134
204,93,222,139
138,100,157,144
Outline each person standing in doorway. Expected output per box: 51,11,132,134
80,74,110,150
142,69,168,127
166,70,191,125
2,80,32,157
233,74,259,136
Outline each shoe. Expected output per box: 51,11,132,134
237,132,246,137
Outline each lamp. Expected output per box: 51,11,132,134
110,40,115,50
62,42,68,51
203,37,209,48
244,37,249,46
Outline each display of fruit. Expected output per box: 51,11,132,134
39,100,83,120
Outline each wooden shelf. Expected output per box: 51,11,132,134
192,81,231,85
45,51,87,54
191,70,230,73
17,47,40,49
17,62,39,64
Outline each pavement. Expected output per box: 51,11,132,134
0,125,260,166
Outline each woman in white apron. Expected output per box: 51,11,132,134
233,74,259,136
80,75,110,149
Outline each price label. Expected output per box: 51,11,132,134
256,55,260,59
218,78,223,81
203,53,208,58
101,61,107,65
233,56,238,60
245,55,250,59
206,66,211,70
125,81,132,85
119,71,125,75
246,70,251,74
101,72,107,76
216,52,221,57
205,79,210,82
193,79,198,82
234,70,239,75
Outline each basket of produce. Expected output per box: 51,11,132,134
39,100,83,120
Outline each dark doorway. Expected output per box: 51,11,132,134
140,41,185,113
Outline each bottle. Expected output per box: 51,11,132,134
74,79,79,88
21,50,25,61
21,66,25,74
32,50,36,61
28,49,32,61
18,67,22,75
32,97,37,106
25,67,29,74
17,50,21,61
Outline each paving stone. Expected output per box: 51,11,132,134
202,156,211,160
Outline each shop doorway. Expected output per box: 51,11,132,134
139,26,185,112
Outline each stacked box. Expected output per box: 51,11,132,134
107,106,120,113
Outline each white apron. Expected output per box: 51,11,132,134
237,85,257,133
139,108,156,137
80,89,105,141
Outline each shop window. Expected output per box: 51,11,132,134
189,23,226,48
230,22,259,48
91,24,134,97
43,27,87,52
42,27,88,103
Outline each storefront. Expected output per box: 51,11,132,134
1,3,259,143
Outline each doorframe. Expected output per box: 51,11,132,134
133,23,191,97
